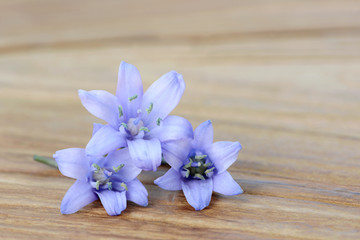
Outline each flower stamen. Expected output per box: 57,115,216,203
120,182,128,191
92,163,101,172
107,182,112,191
205,167,215,175
128,94,138,101
146,102,153,114
113,164,125,172
195,155,207,160
118,105,123,118
95,180,101,190
185,169,190,178
156,117,162,126
194,173,205,180
183,159,193,169
139,127,150,132
181,154,214,180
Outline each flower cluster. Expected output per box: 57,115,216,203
54,61,243,215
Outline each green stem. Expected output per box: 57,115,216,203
33,155,58,169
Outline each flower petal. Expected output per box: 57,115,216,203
147,115,193,142
141,71,185,128
181,179,213,211
193,120,213,150
206,141,242,174
154,168,182,191
104,149,142,182
78,89,119,128
60,180,97,214
54,148,89,180
127,138,162,171
116,61,143,119
126,179,148,207
96,190,127,216
86,125,127,157
161,139,192,170
92,123,104,136
213,171,243,195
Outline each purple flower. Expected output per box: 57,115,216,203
54,144,148,216
154,120,243,210
79,61,192,171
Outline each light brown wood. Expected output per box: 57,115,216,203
1,0,360,239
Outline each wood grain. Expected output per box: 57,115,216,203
1,0,360,239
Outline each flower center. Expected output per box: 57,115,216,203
117,102,155,137
181,154,215,180
91,163,127,191
127,118,144,136
93,167,112,185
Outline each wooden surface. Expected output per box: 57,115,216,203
1,0,360,239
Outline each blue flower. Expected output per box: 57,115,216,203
54,139,148,216
78,61,192,171
154,120,243,210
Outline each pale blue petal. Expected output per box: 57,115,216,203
154,168,182,191
126,179,148,207
193,120,213,150
161,139,192,170
92,123,104,136
181,179,213,211
116,61,143,119
96,190,127,216
60,180,97,214
54,148,89,180
213,171,243,195
127,138,162,171
146,115,193,142
86,125,127,157
141,71,185,128
206,141,242,174
78,89,119,128
105,149,142,182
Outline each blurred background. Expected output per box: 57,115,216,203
1,0,360,239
